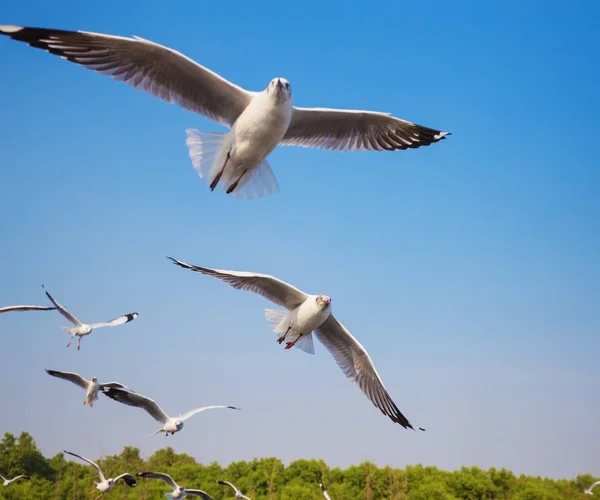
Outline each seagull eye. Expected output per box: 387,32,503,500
285,82,290,89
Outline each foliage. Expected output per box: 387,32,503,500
0,432,596,499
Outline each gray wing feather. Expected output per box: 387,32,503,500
63,450,105,481
167,257,308,310
0,26,252,127
136,472,178,489
103,388,169,423
45,369,89,390
185,490,215,500
282,107,450,152
0,305,56,313
41,285,81,326
314,315,423,430
88,312,138,329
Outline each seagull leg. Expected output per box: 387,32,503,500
226,168,248,194
210,151,231,191
77,337,82,350
277,324,293,344
66,336,73,348
285,333,304,350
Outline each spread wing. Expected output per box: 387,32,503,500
320,483,332,500
99,381,130,391
217,480,238,493
314,315,424,430
103,388,170,423
0,305,55,314
88,312,138,329
136,472,177,489
282,107,449,151
167,257,309,310
45,369,89,390
179,405,241,422
0,25,252,127
63,450,105,482
114,473,137,487
41,285,81,326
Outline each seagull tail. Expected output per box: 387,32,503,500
60,325,73,335
151,427,164,436
185,128,227,184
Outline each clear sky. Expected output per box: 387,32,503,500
0,0,598,480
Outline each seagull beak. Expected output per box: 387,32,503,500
276,79,283,89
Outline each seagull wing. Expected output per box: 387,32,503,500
185,490,215,500
41,285,82,326
99,381,130,391
88,312,139,329
0,305,56,314
103,388,170,424
320,483,332,500
9,475,30,484
588,481,600,491
167,257,309,310
136,472,178,489
314,315,423,430
179,405,241,422
0,25,252,127
217,480,238,494
281,107,449,152
63,450,105,482
45,369,89,390
113,473,137,487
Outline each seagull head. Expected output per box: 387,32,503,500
316,295,331,309
175,420,184,431
91,377,97,383
267,77,292,101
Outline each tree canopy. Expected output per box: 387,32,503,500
0,432,596,499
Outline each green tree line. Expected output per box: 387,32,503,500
0,432,596,499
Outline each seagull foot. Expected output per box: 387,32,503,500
277,325,293,344
285,334,303,350
210,152,231,191
226,168,247,194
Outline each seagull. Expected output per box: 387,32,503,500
45,369,130,408
320,483,332,500
167,256,424,430
0,305,55,314
62,450,136,499
102,387,241,436
1,474,29,487
137,472,214,499
0,25,450,200
41,285,138,350
585,481,600,495
218,480,251,499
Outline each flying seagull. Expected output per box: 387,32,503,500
585,481,600,495
218,480,251,499
320,483,332,500
103,387,240,436
167,256,424,431
62,450,136,499
137,472,214,499
0,305,55,314
42,285,138,350
0,25,450,199
45,369,130,407
1,474,29,487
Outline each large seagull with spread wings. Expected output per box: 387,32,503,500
0,25,450,199
167,256,424,431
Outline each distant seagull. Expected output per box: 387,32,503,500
137,472,213,499
168,256,424,430
42,285,138,350
585,481,600,495
320,483,332,500
45,369,130,408
63,450,136,499
0,25,450,200
0,305,55,314
218,480,251,499
1,474,29,487
103,387,240,436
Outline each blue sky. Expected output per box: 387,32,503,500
0,0,599,480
